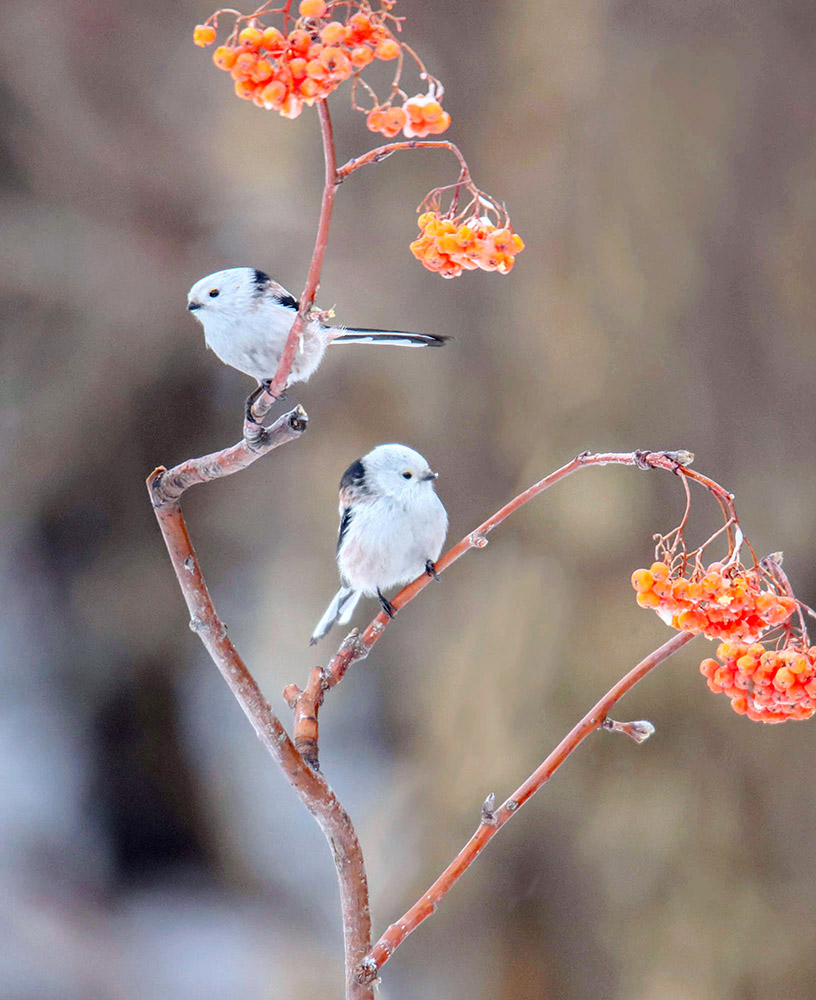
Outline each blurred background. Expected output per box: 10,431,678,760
2,0,816,996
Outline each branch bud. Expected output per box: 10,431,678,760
601,717,655,744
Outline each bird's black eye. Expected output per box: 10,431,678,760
209,288,219,298
402,471,412,479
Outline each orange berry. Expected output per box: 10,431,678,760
366,108,386,131
194,24,217,47
350,45,375,67
288,56,308,78
383,106,407,129
774,667,796,690
405,101,425,123
700,658,718,678
631,569,655,592
730,694,749,715
319,46,352,77
260,80,288,107
279,92,304,119
421,99,443,122
238,25,264,50
425,111,451,135
299,0,327,16
300,77,322,99
234,78,258,100
677,608,706,631
375,38,400,60
636,590,661,609
348,12,373,40
306,58,328,78
736,654,759,674
251,58,274,83
288,29,312,54
649,562,670,581
231,52,258,80
212,45,239,70
717,640,740,661
321,21,348,45
262,26,286,52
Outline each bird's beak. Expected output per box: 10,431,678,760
187,300,201,311
423,471,439,481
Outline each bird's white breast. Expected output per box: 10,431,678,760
201,301,328,383
338,490,448,595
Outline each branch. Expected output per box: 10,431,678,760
145,484,374,1000
149,406,308,505
355,630,697,984
283,448,705,771
247,100,339,429
314,449,702,693
149,101,375,999
336,139,470,182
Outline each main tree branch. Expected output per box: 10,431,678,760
247,99,339,430
145,483,374,1000
148,100,375,999
355,630,698,984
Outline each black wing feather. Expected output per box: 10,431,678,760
337,507,353,554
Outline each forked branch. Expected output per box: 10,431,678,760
355,630,697,984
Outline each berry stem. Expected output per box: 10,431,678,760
336,139,470,182
354,629,697,985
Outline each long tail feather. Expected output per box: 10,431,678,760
331,328,448,347
310,586,360,645
337,589,363,626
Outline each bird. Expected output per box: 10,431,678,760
310,444,449,644
186,268,447,389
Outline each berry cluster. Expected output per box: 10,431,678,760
631,561,796,642
410,212,525,278
700,641,816,723
367,93,451,139
194,3,449,131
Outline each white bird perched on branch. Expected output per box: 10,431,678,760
311,444,448,645
187,268,447,388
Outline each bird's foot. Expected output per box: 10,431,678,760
425,560,440,581
377,590,396,619
245,380,286,424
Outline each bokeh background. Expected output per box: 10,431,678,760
3,0,816,997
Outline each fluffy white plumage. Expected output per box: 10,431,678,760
311,444,448,644
187,267,446,383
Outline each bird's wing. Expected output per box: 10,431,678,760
337,506,353,554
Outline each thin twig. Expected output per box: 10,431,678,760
336,139,470,182
355,630,697,984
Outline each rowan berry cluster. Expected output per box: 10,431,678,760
367,93,451,139
193,2,449,132
410,212,525,278
700,641,816,723
631,561,796,641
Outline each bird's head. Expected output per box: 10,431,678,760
186,267,291,327
361,444,439,501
